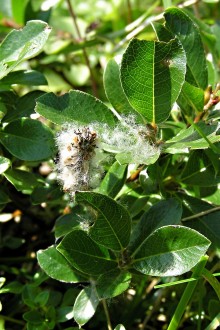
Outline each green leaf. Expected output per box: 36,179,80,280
96,269,131,299
57,230,117,276
3,169,42,194
0,156,11,174
75,192,131,251
164,122,220,152
132,225,210,276
182,194,220,247
129,198,182,253
164,7,208,89
34,291,49,307
181,151,220,187
56,306,74,323
0,188,11,204
0,20,51,79
98,161,127,198
177,81,204,114
114,325,126,330
37,246,87,283
0,281,23,294
23,310,44,324
104,59,144,123
54,213,81,239
0,118,55,161
73,286,99,326
35,90,117,126
31,185,63,205
120,38,186,123
0,70,47,88
3,91,45,122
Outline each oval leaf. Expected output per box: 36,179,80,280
0,156,11,174
57,230,117,276
120,38,186,123
73,286,99,326
0,118,55,161
35,90,117,126
104,58,144,123
75,192,131,251
0,20,51,79
37,246,86,283
164,8,208,89
96,269,131,299
132,225,210,276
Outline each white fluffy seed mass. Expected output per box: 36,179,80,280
55,125,104,195
98,116,160,164
55,117,160,195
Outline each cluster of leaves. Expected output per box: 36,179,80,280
0,1,220,330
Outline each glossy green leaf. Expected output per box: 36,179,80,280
73,286,99,326
34,291,49,307
98,161,127,197
0,70,47,87
104,59,144,122
23,310,44,324
0,118,55,161
37,246,86,283
129,199,182,253
165,122,220,152
3,169,42,193
54,212,81,239
164,8,208,89
182,194,220,247
35,90,117,126
120,38,186,123
3,90,44,122
96,269,131,299
31,185,63,205
56,306,74,323
114,325,126,330
0,20,51,79
177,81,204,114
132,225,210,276
0,156,11,174
0,281,23,294
57,230,117,276
75,192,131,251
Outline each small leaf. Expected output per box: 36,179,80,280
3,169,42,193
0,156,11,174
177,81,204,114
132,225,210,276
0,118,55,161
104,59,143,122
98,161,127,198
0,20,51,79
57,230,117,276
114,325,126,330
73,286,99,326
120,38,186,123
3,90,44,123
75,192,131,251
164,7,208,89
54,213,81,239
96,269,131,299
0,70,47,87
35,90,118,126
37,246,87,283
164,122,220,152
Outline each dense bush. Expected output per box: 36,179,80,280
0,1,220,329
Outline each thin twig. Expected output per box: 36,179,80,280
102,299,113,330
182,206,220,222
66,0,98,97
